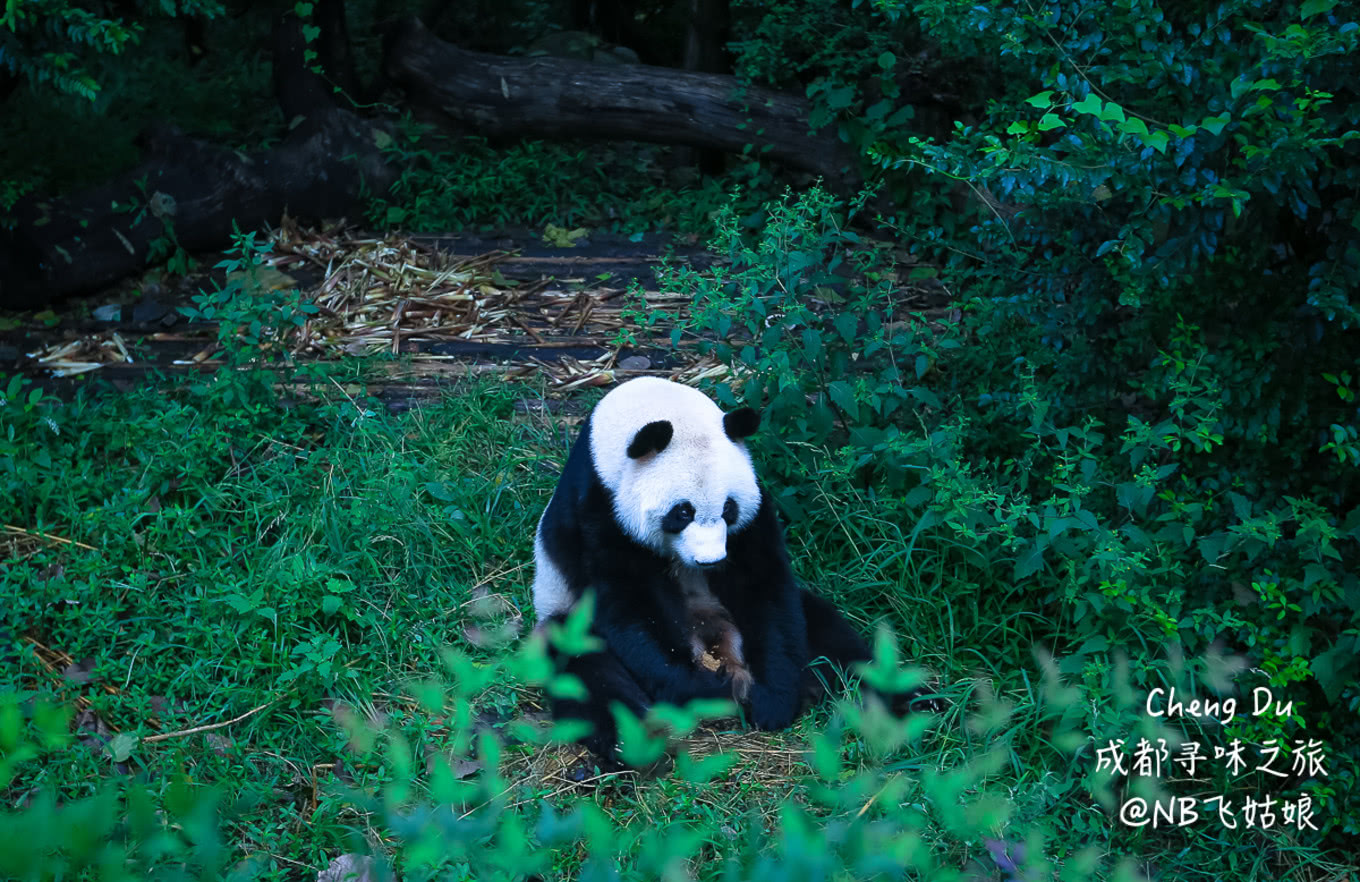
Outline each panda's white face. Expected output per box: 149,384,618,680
590,378,762,568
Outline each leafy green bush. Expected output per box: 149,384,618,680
721,0,1358,848
648,160,1355,863
365,121,772,236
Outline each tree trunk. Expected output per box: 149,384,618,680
681,0,731,176
0,12,394,310
382,16,860,190
314,0,364,102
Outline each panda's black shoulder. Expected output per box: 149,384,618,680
539,414,659,587
537,415,600,586
548,413,598,511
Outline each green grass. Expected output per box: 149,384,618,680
2,367,1356,881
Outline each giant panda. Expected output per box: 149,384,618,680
532,376,908,767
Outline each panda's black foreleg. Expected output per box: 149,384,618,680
738,583,810,731
543,620,652,771
602,620,738,707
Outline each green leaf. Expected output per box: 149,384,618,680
1025,90,1054,108
1071,93,1103,117
548,593,604,658
833,312,859,343
614,707,668,767
1037,113,1066,131
904,486,932,508
1014,538,1047,580
877,51,895,70
546,673,588,700
1201,113,1231,136
1100,102,1127,123
107,733,139,763
322,595,343,615
827,381,858,418
1120,117,1149,137
825,84,854,110
1007,120,1030,135
1143,130,1170,154
1301,0,1337,18
1311,639,1356,701
425,481,455,502
676,750,738,783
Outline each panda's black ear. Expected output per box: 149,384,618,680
723,407,761,441
627,420,673,459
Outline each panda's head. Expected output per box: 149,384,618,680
589,378,762,569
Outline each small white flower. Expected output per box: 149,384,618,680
45,417,60,435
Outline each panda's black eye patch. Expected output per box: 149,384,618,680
722,498,738,525
662,502,695,533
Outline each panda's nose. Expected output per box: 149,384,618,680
695,557,725,570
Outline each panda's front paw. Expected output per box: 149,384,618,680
877,682,948,716
747,684,800,731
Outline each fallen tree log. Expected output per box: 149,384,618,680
383,16,861,191
0,13,395,310
1,12,873,310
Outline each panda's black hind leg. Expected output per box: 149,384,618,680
545,627,651,771
798,589,944,714
799,589,872,707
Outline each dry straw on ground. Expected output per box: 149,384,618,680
27,224,722,392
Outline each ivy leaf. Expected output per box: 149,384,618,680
1100,102,1127,123
1026,90,1054,108
1120,117,1148,137
1201,113,1231,136
1037,113,1066,131
1143,130,1170,154
1071,93,1103,117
